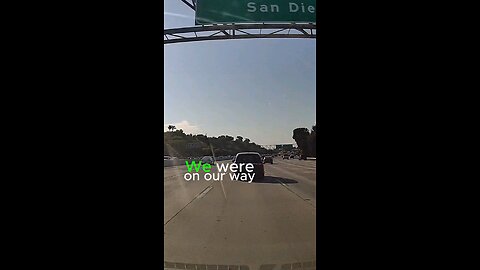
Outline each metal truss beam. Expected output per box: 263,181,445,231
179,0,196,10
164,23,316,44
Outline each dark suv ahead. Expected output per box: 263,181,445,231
234,152,265,179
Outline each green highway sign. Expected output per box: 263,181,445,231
195,0,316,25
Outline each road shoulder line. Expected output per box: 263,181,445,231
274,178,316,209
164,185,213,226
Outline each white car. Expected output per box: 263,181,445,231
201,156,215,165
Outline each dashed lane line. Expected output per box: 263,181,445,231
275,160,316,170
164,185,213,226
274,178,316,209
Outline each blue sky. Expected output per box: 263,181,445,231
164,1,316,145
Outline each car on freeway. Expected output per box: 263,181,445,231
262,156,273,164
290,155,295,159
233,152,264,179
201,156,215,165
283,155,289,160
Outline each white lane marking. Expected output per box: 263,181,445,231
219,177,227,200
276,160,316,170
164,185,213,226
274,178,316,208
197,186,213,199
278,160,316,169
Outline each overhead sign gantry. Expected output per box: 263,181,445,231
164,0,316,44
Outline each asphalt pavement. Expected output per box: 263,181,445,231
164,158,317,270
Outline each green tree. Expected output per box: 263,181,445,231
164,131,269,158
293,128,310,156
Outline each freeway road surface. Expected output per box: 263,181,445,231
164,158,317,270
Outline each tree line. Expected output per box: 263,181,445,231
292,124,316,158
164,129,274,158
